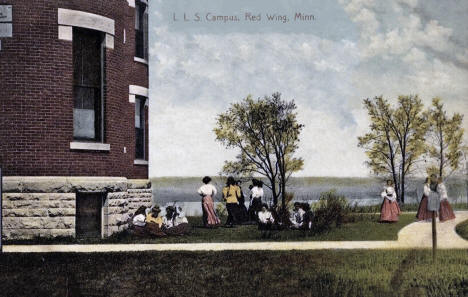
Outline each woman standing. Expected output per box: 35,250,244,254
222,176,241,227
436,177,456,222
236,180,249,223
416,178,433,221
379,180,401,223
249,179,264,222
197,176,221,227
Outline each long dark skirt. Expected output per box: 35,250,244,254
416,195,433,221
439,200,456,222
225,203,239,226
164,223,191,236
380,198,400,223
145,222,167,237
248,198,262,221
236,197,249,223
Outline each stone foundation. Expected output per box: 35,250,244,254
1,177,152,240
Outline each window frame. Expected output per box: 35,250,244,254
134,0,148,61
135,95,146,160
72,27,106,143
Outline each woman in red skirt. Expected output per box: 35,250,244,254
380,180,401,223
436,177,456,222
416,178,433,221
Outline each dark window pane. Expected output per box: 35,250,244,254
73,28,104,141
135,96,145,159
73,29,101,87
135,1,147,59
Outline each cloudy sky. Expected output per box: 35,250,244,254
148,0,468,178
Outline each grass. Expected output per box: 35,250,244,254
1,249,468,297
455,219,468,240
4,213,416,245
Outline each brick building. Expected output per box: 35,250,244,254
0,0,152,239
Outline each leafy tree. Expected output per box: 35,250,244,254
214,92,304,210
358,96,401,200
425,98,465,178
358,95,428,203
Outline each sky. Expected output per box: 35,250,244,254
148,0,468,178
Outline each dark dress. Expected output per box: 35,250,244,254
237,187,249,223
416,195,433,221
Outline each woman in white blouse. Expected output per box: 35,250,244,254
379,180,401,223
197,176,221,227
249,179,264,222
435,176,456,222
416,178,432,221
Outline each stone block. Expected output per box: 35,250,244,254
3,208,49,217
3,217,75,229
107,192,127,200
48,208,75,217
108,199,128,207
68,177,127,192
127,179,151,189
3,176,128,193
3,228,75,240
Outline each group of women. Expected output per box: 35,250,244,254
198,176,265,228
379,174,456,223
129,204,191,236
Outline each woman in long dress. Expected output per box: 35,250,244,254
222,176,241,227
436,177,456,222
248,179,264,222
379,180,401,223
416,178,433,221
197,176,221,227
235,180,249,223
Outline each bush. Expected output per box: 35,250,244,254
311,190,350,233
215,203,227,217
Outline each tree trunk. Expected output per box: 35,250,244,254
270,177,278,206
400,172,405,204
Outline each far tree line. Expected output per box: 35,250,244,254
358,95,466,203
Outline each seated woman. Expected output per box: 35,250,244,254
290,202,305,229
145,206,166,237
258,204,275,238
130,206,148,236
379,180,401,223
162,206,191,236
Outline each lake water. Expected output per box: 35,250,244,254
151,177,468,216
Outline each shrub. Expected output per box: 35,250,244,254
311,190,350,233
276,192,295,224
215,203,227,218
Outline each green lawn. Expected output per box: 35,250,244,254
455,219,468,240
1,249,468,297
5,213,416,245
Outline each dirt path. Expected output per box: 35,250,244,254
3,211,468,253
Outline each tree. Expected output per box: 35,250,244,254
358,96,401,201
214,93,304,210
358,95,428,203
425,98,465,178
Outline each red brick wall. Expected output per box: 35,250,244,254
0,0,149,179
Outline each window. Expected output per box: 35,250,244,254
135,0,148,60
73,28,105,141
135,96,146,159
